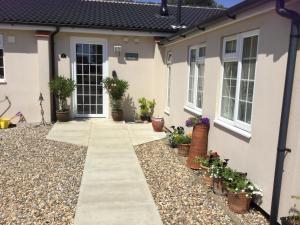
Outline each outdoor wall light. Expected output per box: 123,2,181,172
113,45,122,57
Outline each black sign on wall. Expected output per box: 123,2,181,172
125,53,139,61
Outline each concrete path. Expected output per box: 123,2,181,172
47,119,165,225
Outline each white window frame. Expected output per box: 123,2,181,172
185,44,206,115
165,52,172,114
0,34,5,83
218,30,260,133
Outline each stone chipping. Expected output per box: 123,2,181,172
0,124,87,225
134,139,269,225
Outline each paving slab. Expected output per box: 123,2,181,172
47,119,165,225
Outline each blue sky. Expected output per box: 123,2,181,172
143,0,244,8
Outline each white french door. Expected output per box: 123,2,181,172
71,37,108,118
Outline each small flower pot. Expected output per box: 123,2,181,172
112,110,123,121
151,117,164,132
199,165,213,187
178,144,190,157
281,217,300,225
56,110,70,122
227,192,251,214
212,178,227,196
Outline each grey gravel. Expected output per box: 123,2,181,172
134,139,269,225
0,124,87,225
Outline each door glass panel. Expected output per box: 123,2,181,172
76,43,104,115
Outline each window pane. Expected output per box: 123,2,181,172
221,62,238,121
0,67,4,79
225,40,237,54
196,63,204,108
188,49,196,103
199,47,206,58
237,35,258,124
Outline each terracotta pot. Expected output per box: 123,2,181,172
56,110,70,122
199,165,213,187
151,117,164,132
213,178,227,195
112,110,123,121
227,192,252,214
187,124,209,169
178,144,190,157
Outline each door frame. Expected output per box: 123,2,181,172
70,37,109,118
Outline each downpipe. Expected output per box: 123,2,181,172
270,0,300,224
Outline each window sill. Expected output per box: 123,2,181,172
184,105,202,116
0,79,7,84
214,119,251,139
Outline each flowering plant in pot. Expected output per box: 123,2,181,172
176,134,192,157
138,97,156,122
208,158,229,195
222,168,263,214
103,77,129,121
167,126,185,148
49,76,76,122
186,116,210,169
281,195,300,225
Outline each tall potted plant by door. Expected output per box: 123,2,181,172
103,77,129,121
49,76,76,122
186,116,210,169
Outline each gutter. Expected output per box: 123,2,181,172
270,0,300,224
159,0,272,45
50,27,60,122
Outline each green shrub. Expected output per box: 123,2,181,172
167,126,185,148
49,76,76,111
138,97,156,118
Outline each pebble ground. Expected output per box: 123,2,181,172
134,139,269,225
0,124,87,225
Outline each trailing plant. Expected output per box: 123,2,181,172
167,126,185,148
138,97,156,118
222,167,263,198
102,77,129,111
185,116,210,127
49,76,76,112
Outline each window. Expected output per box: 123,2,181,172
187,45,206,113
0,34,4,81
220,30,259,132
166,52,172,111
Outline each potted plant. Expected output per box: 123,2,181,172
49,76,76,122
281,196,300,225
222,168,263,214
186,116,210,169
103,77,129,121
208,158,229,195
138,97,155,122
167,126,185,148
176,134,192,157
152,116,164,132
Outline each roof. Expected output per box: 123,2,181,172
160,0,273,44
0,0,224,33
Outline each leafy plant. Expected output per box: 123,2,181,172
222,167,263,198
185,116,210,127
138,97,156,118
167,126,185,148
288,195,300,224
208,158,229,179
49,76,76,112
193,150,220,167
103,77,129,111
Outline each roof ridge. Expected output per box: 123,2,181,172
83,0,225,10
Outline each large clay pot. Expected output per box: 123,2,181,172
151,117,164,132
178,144,190,157
187,124,209,169
227,192,251,214
111,110,123,121
56,110,70,122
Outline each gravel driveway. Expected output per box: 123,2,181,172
0,125,87,225
134,140,268,225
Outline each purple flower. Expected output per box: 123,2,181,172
185,119,194,127
201,117,210,126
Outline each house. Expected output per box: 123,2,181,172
0,0,299,223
